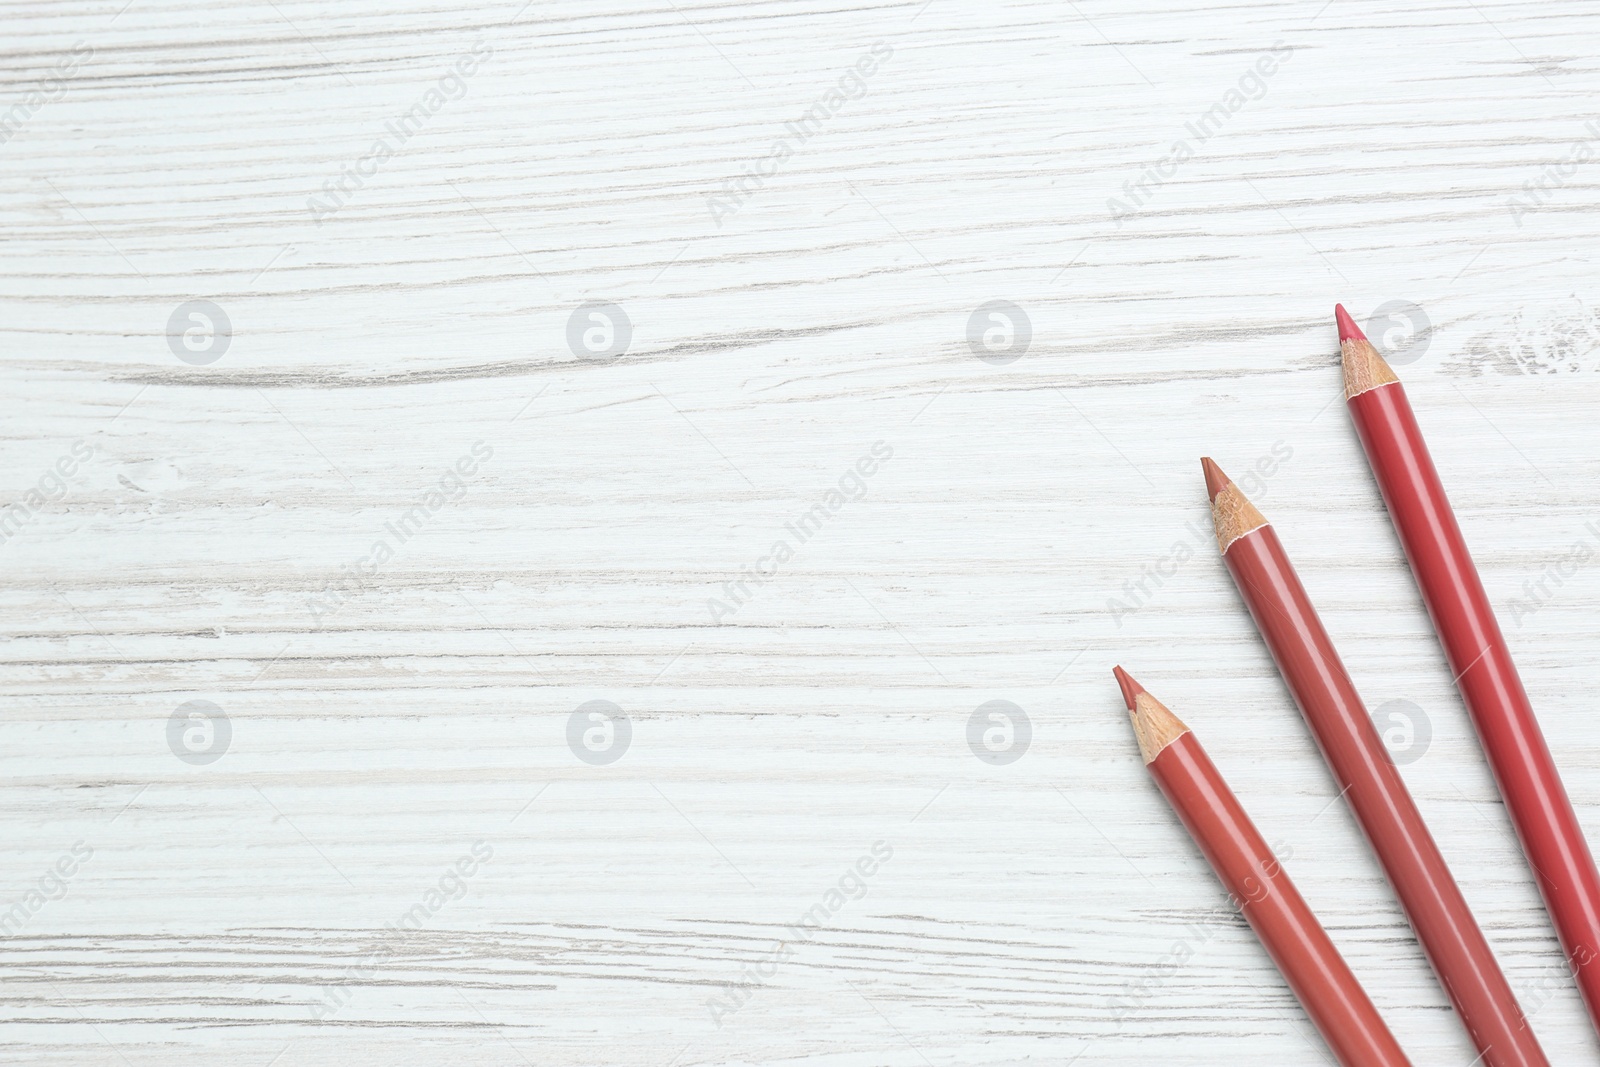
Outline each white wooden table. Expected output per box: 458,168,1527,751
5,1,1600,1063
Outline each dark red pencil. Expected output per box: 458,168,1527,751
1203,458,1549,1067
1113,667,1413,1067
1338,305,1600,1032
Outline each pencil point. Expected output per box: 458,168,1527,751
1339,311,1401,400
1112,665,1145,710
1334,303,1367,344
1123,684,1190,764
1206,463,1269,554
1201,456,1230,502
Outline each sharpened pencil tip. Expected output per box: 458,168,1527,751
1334,303,1366,343
1121,680,1190,764
1338,307,1401,399
1112,665,1145,710
1208,461,1270,554
1200,456,1231,501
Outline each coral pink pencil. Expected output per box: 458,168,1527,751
1203,457,1548,1067
1338,305,1600,1033
1113,667,1413,1067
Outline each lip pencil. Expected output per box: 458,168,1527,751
1202,458,1549,1067
1337,304,1600,1032
1112,667,1413,1067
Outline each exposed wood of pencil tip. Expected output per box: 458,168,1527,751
1202,458,1268,554
1113,667,1191,762
1130,691,1190,764
1341,338,1400,399
1335,304,1400,400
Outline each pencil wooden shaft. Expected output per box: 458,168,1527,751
1222,524,1548,1067
1147,731,1413,1067
1350,380,1600,1025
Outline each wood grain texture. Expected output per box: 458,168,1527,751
3,0,1600,1063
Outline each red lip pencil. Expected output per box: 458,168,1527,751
1203,458,1548,1067
1338,305,1600,1030
1112,667,1413,1067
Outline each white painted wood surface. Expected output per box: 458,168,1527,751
4,0,1600,1063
